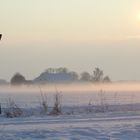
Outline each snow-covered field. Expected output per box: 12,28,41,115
0,83,140,140
1,113,140,140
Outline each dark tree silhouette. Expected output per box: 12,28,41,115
103,76,111,83
11,73,26,85
93,67,103,82
80,72,91,81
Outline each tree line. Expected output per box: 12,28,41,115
10,67,111,85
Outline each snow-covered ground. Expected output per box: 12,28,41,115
1,112,140,140
0,83,140,140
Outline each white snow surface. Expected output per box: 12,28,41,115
1,112,140,140
0,84,140,139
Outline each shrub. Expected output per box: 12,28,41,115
4,98,23,118
50,93,62,115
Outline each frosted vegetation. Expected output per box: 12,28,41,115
0,83,140,139
0,82,140,117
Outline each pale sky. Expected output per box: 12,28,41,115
0,0,140,81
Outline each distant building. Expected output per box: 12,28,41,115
34,68,78,83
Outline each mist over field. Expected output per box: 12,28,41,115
0,82,140,107
1,82,140,92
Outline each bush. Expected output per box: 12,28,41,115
50,93,62,115
4,98,23,118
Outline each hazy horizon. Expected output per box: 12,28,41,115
0,0,140,81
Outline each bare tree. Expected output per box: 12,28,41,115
92,67,103,82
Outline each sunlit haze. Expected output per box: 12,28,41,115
0,0,140,81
